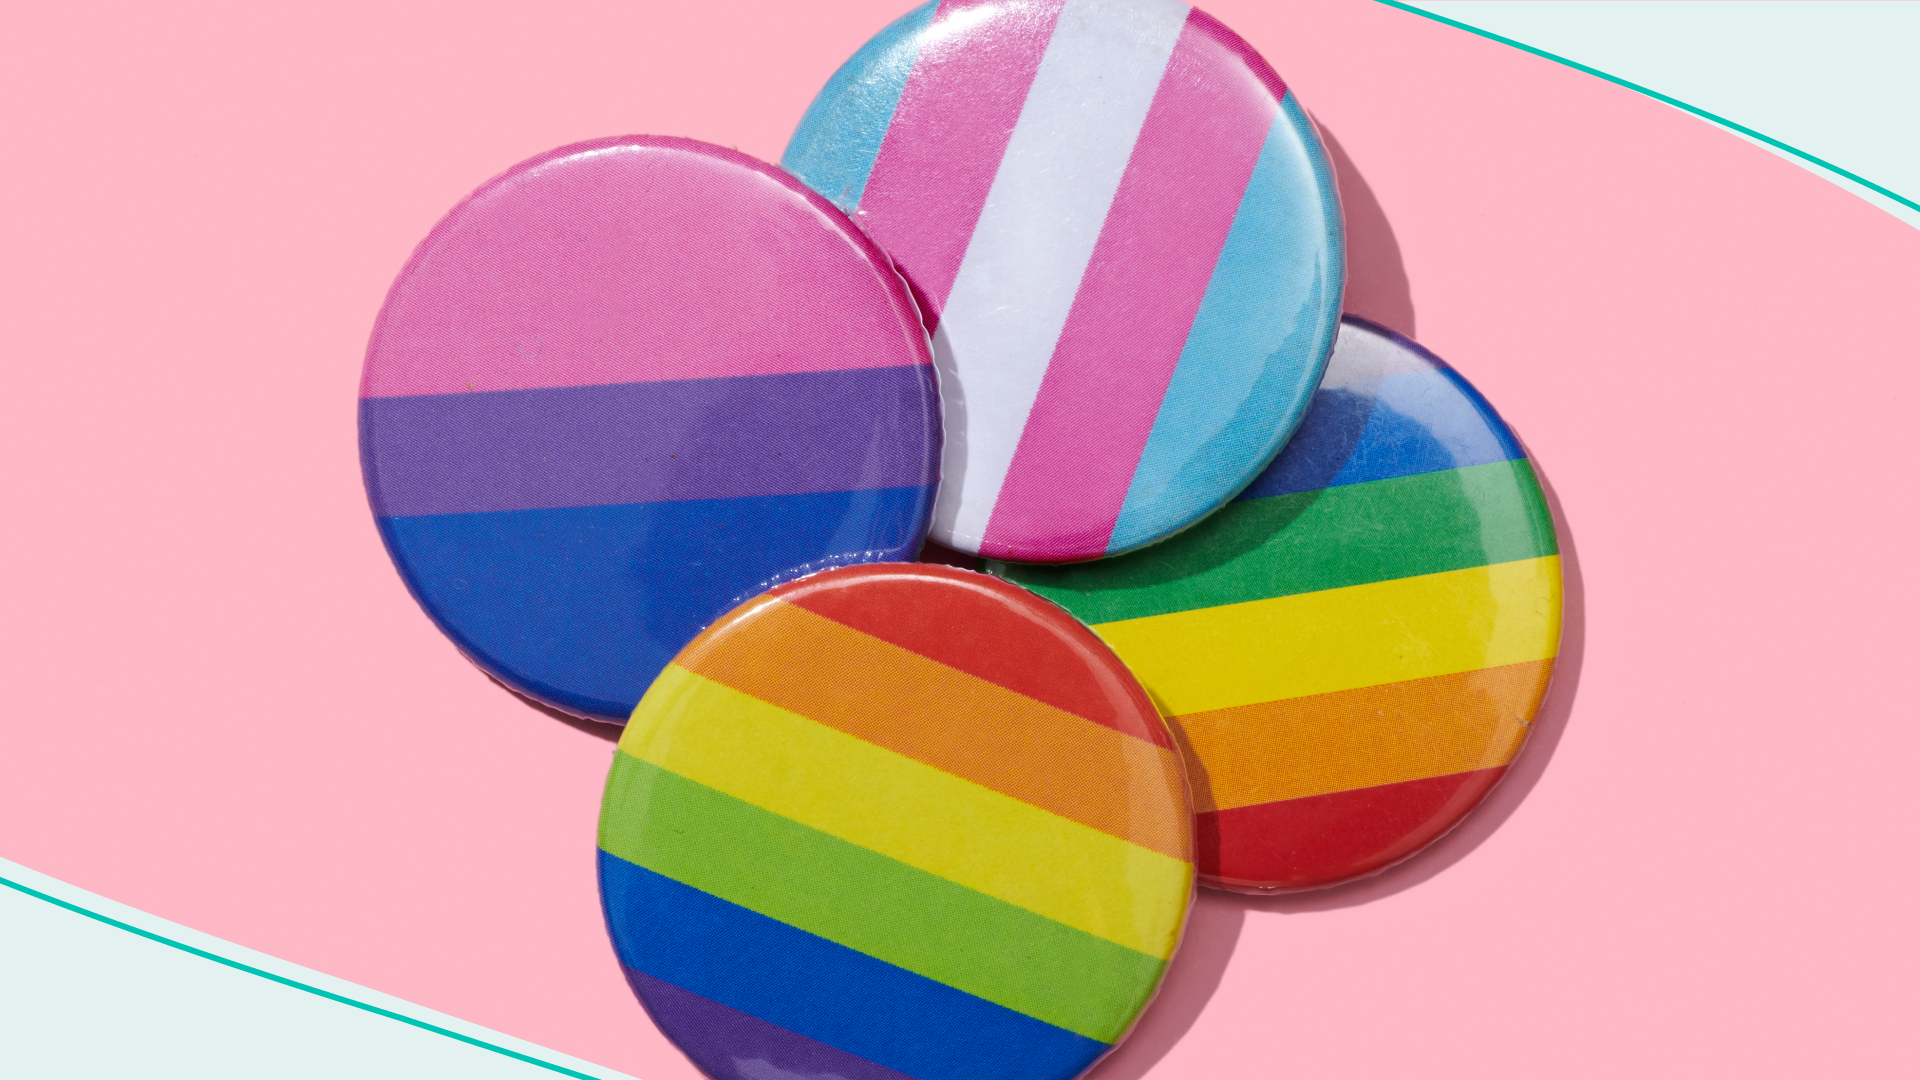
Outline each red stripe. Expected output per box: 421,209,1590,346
776,564,1174,749
855,0,1065,324
1197,767,1509,891
980,13,1281,559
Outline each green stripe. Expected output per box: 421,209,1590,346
597,752,1163,1043
997,460,1556,625
1371,0,1919,216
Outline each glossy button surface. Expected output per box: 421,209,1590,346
359,137,940,724
598,564,1194,1080
995,318,1563,891
784,0,1343,562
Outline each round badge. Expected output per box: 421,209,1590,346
994,318,1564,891
360,137,941,724
783,0,1343,563
598,564,1194,1080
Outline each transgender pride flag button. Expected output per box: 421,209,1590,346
360,137,941,725
785,0,1344,562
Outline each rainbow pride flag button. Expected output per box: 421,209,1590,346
598,564,1194,1080
784,0,1343,563
360,137,940,724
996,318,1564,891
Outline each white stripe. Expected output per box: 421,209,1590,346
1318,320,1432,390
929,0,1191,551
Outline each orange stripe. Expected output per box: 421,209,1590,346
780,564,1174,748
679,599,1193,862
1169,659,1554,812
1199,767,1510,890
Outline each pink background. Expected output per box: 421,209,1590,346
2,1,1914,1076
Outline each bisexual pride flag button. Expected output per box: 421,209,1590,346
599,564,1194,1080
784,0,1343,563
360,137,940,725
995,319,1564,891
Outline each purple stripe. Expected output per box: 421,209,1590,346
361,365,940,518
627,967,919,1080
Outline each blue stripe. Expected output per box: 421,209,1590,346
781,0,938,213
1238,362,1526,501
378,486,933,723
597,850,1107,1080
1107,94,1345,554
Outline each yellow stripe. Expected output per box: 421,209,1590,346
619,665,1191,960
678,600,1193,861
1094,557,1563,718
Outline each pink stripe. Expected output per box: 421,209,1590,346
1184,7,1288,104
979,12,1282,561
362,137,928,399
856,0,1064,325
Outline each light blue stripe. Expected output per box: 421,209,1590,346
1107,94,1345,554
781,1,938,213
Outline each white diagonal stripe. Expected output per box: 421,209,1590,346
1318,320,1433,390
929,0,1191,551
